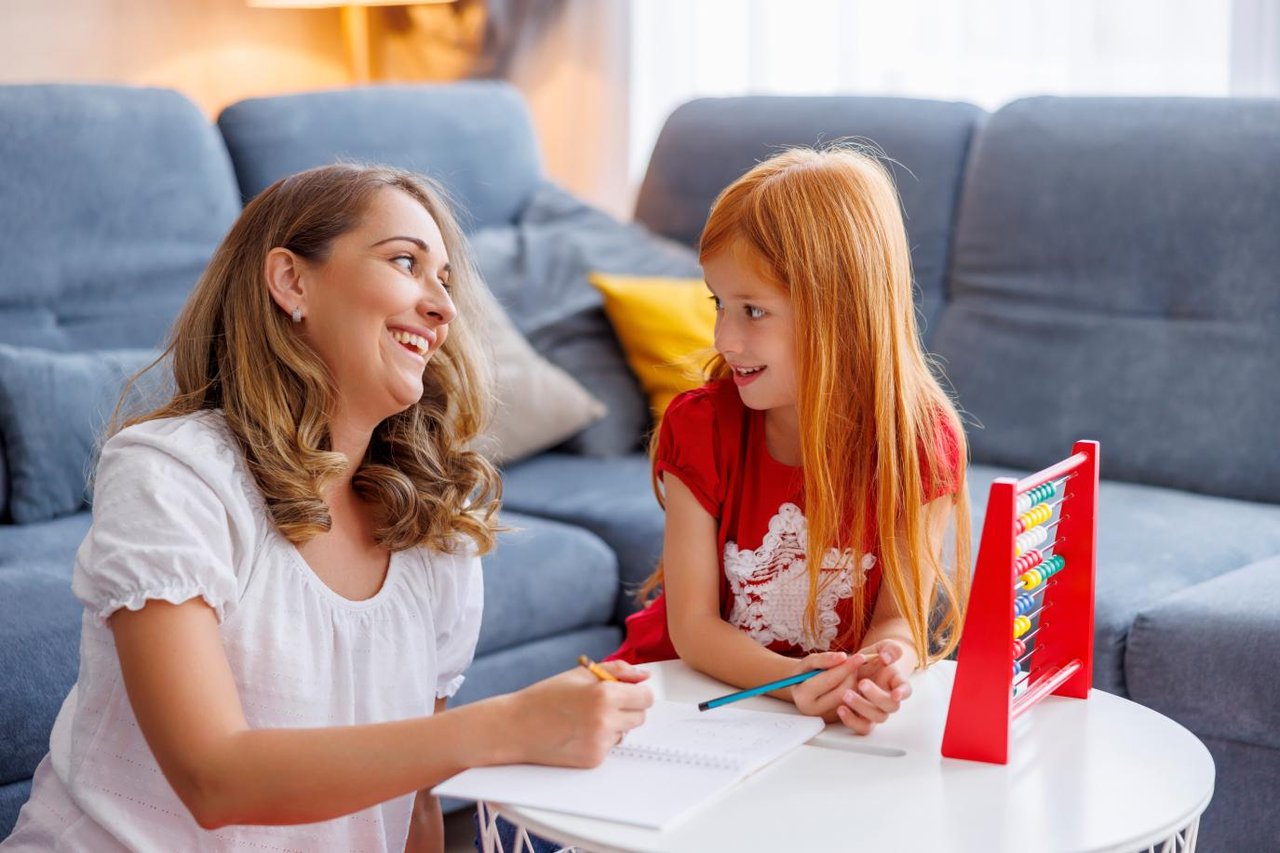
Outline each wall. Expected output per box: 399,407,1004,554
0,0,349,116
0,0,634,217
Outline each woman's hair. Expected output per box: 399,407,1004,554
640,145,972,664
119,163,501,555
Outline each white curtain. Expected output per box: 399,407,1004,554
629,0,1280,181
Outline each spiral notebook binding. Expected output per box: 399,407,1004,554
609,743,741,771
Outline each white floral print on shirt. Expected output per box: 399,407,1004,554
723,502,876,651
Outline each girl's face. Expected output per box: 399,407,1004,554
292,187,456,430
703,240,797,412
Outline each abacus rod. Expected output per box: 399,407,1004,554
1013,640,1044,666
1020,625,1045,644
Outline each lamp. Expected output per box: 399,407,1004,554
248,0,456,83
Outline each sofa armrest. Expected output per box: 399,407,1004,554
1125,555,1280,749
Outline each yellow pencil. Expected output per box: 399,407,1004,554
578,654,618,682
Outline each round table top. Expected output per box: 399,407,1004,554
496,660,1215,853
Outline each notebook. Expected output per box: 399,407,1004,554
433,700,824,829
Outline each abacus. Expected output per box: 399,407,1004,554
941,441,1100,764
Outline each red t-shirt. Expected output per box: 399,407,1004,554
608,379,960,665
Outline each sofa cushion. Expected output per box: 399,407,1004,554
0,85,239,352
588,273,715,420
1126,556,1280,749
0,568,83,787
454,626,622,707
968,463,1280,696
935,97,1280,503
217,82,540,231
501,453,664,624
472,184,702,455
633,95,985,341
0,347,169,523
0,513,92,574
475,510,619,658
470,286,605,465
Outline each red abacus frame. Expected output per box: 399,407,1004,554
941,440,1100,764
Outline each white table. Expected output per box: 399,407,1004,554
485,660,1214,853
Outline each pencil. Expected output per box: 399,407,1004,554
697,652,880,712
578,654,618,682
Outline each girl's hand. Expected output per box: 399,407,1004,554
790,650,867,720
510,660,654,768
835,639,916,735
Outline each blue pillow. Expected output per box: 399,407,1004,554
0,346,171,524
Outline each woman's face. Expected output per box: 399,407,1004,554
294,187,456,430
703,239,797,412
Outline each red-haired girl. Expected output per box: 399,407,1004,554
609,147,971,735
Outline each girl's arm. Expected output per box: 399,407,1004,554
835,493,954,733
111,599,652,831
661,474,856,711
403,698,449,853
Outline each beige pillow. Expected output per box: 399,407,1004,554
471,288,606,465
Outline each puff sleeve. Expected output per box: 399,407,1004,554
430,543,485,699
654,385,724,518
920,410,966,503
71,416,251,627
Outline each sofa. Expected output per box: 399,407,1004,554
1,82,1277,852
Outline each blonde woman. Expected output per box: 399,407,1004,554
3,165,651,852
610,147,971,735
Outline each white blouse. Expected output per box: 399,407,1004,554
3,411,483,852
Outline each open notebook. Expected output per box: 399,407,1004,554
433,700,823,829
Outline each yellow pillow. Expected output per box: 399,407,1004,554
588,273,716,419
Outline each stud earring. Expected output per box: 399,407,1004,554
291,306,303,323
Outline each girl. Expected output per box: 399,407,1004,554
609,146,971,735
3,164,651,852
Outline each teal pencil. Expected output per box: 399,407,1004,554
697,653,880,712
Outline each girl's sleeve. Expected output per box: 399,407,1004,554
71,424,244,627
654,388,722,517
432,545,485,699
921,411,965,503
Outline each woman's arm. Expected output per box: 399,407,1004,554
661,475,854,707
111,599,652,831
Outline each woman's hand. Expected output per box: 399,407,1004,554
509,660,654,768
834,639,917,735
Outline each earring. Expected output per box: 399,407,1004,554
291,306,303,324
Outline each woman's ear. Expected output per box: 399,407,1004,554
264,247,307,320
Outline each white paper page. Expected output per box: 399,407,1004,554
433,700,823,829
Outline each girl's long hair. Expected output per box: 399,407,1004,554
119,163,501,555
640,146,971,664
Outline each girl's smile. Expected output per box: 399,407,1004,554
730,364,767,386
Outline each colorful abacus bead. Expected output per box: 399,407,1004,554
1013,549,1044,574
1041,554,1066,578
1015,593,1036,615
1019,569,1043,590
1012,638,1027,659
1013,615,1032,638
1015,483,1056,514
1014,503,1052,533
1015,526,1049,555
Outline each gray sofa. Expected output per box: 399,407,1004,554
1,82,1277,852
